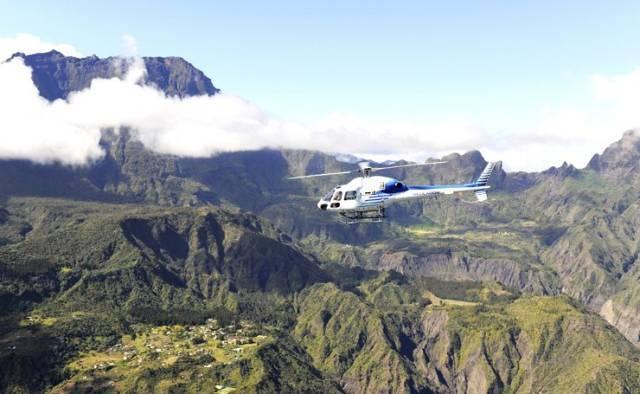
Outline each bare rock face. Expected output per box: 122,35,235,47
8,50,219,100
599,300,640,346
415,296,640,394
599,260,640,348
361,249,561,296
294,280,640,394
588,129,640,177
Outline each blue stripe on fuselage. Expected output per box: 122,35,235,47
409,183,477,191
364,193,390,200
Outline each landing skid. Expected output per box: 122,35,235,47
339,208,386,224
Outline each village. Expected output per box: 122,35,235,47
61,319,271,393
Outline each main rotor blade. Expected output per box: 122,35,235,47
370,161,448,172
288,160,448,179
287,170,356,180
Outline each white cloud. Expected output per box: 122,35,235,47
2,34,640,172
591,69,640,130
0,33,82,61
121,34,138,56
0,59,102,164
0,53,496,166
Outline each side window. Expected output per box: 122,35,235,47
344,191,357,200
333,191,343,201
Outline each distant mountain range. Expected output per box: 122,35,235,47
2,51,640,393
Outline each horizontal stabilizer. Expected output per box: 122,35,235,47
475,190,488,202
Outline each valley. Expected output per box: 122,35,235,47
2,51,640,393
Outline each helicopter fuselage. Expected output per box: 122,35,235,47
317,175,489,213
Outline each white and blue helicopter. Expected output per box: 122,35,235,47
289,161,496,223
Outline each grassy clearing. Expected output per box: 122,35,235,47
406,224,542,256
19,314,58,328
423,290,478,307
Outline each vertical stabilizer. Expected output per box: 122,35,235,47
475,162,495,186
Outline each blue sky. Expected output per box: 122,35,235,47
2,1,639,122
2,1,640,170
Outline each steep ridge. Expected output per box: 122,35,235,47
4,51,640,347
8,50,219,100
0,198,327,315
0,198,332,392
415,296,640,393
4,51,640,391
293,273,640,393
294,282,419,393
588,129,640,179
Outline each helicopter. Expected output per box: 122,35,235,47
288,160,496,224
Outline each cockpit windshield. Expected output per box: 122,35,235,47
322,190,334,201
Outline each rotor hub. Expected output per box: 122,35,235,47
358,161,373,177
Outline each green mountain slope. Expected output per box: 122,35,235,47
4,51,640,393
3,197,640,393
292,274,640,393
0,198,328,317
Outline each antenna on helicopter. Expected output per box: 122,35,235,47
288,160,447,180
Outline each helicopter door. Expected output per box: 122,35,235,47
344,191,357,201
330,191,343,208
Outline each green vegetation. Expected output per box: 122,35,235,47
4,99,640,392
52,320,273,393
1,192,640,392
292,278,640,393
423,295,640,393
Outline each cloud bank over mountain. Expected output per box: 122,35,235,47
0,34,639,171
0,33,82,61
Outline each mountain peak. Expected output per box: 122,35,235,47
13,51,219,101
542,161,577,178
588,129,640,174
39,49,65,57
7,49,66,62
441,150,486,167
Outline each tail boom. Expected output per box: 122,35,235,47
388,162,496,204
